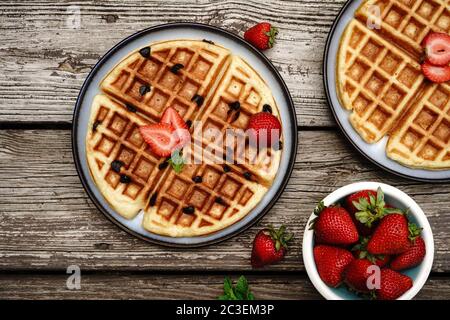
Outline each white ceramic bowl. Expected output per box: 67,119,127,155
302,182,434,300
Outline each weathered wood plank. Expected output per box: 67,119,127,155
0,0,345,126
0,273,448,300
0,129,448,272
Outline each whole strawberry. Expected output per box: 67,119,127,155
314,245,354,287
244,22,278,50
346,189,377,235
310,202,359,246
391,236,426,271
376,268,413,300
251,225,293,268
344,259,376,293
367,214,414,255
352,237,390,267
247,112,281,147
348,188,399,236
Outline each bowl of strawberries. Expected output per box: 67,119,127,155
302,182,434,300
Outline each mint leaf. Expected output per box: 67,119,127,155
168,150,185,174
217,276,254,300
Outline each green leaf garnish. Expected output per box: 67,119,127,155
217,276,255,300
168,150,185,174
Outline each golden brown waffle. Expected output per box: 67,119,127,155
337,19,425,143
356,0,450,58
86,40,282,237
337,0,450,169
387,83,450,168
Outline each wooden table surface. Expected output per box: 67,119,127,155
0,0,449,300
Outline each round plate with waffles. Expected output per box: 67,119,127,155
72,23,297,246
324,0,450,182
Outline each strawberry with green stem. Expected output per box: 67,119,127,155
251,225,293,268
348,188,401,235
244,22,278,50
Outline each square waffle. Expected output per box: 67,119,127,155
337,0,450,169
86,40,283,236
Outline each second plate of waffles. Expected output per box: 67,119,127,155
73,23,297,246
325,0,450,181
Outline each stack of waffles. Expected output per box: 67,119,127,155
86,40,282,237
337,0,450,169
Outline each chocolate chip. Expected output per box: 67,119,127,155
139,84,151,96
243,172,252,180
191,94,204,107
223,165,231,173
170,63,184,74
202,39,215,45
228,101,240,111
192,176,202,183
182,206,195,215
273,140,283,151
120,174,131,183
126,103,137,113
186,120,192,128
263,104,272,113
111,160,124,173
93,120,101,132
149,192,158,206
158,160,169,170
215,197,224,205
139,46,151,58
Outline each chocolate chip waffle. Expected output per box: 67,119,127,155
101,40,231,123
86,94,165,219
86,40,283,237
337,0,450,169
193,56,282,185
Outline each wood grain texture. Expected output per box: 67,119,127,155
0,129,449,272
0,0,346,126
0,273,449,300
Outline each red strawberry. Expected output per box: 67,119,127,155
344,259,376,293
244,22,278,50
423,32,450,66
367,214,411,255
161,106,191,148
139,123,178,157
247,112,281,147
314,245,354,287
391,236,426,271
352,237,390,267
251,225,293,268
310,202,359,246
421,62,450,83
376,269,413,300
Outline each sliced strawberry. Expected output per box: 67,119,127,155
161,106,191,148
421,62,450,83
423,32,450,66
139,123,178,157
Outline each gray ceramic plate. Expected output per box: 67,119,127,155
72,23,297,247
324,0,450,182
